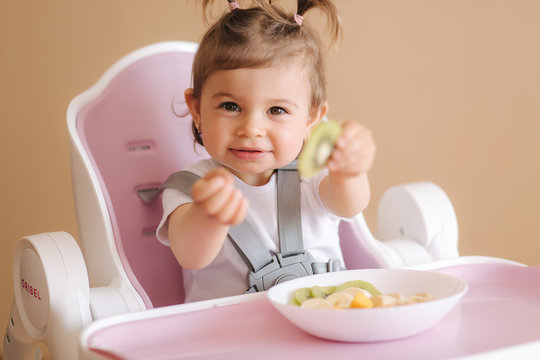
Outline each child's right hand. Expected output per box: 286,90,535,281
190,168,248,226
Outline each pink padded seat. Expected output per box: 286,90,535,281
75,49,209,307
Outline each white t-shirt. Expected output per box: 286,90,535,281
157,159,353,303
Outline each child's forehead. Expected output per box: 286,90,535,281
201,65,311,102
207,64,308,88
209,60,308,84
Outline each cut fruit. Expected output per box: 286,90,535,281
370,295,398,307
326,292,354,308
334,280,382,296
298,120,342,178
293,287,312,305
300,298,333,309
350,292,373,308
310,285,337,298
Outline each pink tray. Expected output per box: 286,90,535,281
86,264,540,359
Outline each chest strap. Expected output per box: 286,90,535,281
161,163,343,292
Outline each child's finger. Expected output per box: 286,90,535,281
191,176,227,203
230,196,249,225
199,183,236,216
329,122,375,172
217,189,248,225
191,168,233,202
334,121,360,148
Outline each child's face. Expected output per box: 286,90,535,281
186,60,328,186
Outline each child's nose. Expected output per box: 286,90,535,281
236,115,266,138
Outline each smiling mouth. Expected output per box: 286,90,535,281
230,148,269,160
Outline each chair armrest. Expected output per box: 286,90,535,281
4,231,148,360
5,232,92,359
89,278,142,320
377,182,459,262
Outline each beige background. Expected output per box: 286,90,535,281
1,0,539,356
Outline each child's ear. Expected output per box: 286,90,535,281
185,88,201,130
307,101,329,132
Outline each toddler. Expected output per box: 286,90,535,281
157,0,376,302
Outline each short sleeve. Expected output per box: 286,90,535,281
309,169,364,223
156,187,192,246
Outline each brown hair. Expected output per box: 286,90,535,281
191,0,341,145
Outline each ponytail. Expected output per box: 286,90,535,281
295,0,341,44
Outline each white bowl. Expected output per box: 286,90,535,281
267,268,467,342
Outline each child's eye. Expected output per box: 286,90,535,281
268,107,287,115
219,102,240,112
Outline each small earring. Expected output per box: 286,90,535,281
195,122,202,134
304,131,311,143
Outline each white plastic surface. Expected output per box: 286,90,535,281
7,232,92,359
267,268,467,342
89,281,134,320
4,231,161,360
376,182,459,266
3,301,41,360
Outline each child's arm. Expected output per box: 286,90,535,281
319,121,376,218
167,168,248,269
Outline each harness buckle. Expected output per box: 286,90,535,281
248,252,315,292
246,252,344,292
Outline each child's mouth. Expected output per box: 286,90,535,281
230,148,268,160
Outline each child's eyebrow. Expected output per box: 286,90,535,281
210,92,299,108
211,91,236,99
271,99,299,108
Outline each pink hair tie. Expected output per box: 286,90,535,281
228,1,239,11
294,13,303,25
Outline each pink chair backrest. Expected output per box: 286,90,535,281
76,45,208,308
339,222,385,269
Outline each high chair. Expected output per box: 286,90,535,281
3,41,460,360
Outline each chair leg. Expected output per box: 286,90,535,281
3,300,42,360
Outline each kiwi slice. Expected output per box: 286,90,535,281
334,280,382,296
310,285,337,298
292,287,312,305
298,120,342,178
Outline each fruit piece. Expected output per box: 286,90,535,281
298,120,342,178
293,287,312,305
326,292,354,308
387,293,407,305
300,298,333,309
310,285,336,298
406,292,435,304
341,287,372,298
350,291,373,308
371,295,398,307
414,292,434,300
334,280,382,296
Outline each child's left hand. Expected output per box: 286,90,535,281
327,121,376,179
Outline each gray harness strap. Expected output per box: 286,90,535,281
277,162,303,257
159,163,343,292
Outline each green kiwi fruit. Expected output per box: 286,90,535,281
334,280,382,296
310,285,337,298
298,120,342,178
292,287,312,305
